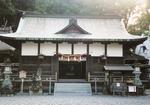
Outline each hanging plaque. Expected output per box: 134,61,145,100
59,54,86,61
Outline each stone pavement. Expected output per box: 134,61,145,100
0,95,150,105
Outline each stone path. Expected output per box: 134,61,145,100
0,95,150,105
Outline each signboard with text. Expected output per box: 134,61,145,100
128,86,136,92
19,70,27,79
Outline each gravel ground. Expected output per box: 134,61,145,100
0,95,150,105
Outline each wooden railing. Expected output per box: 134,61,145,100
88,72,136,94
88,72,105,82
10,72,58,82
88,72,105,94
88,72,135,83
123,76,135,83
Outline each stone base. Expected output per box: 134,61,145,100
144,89,150,95
29,90,43,96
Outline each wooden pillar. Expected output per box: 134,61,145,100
104,43,107,56
104,43,108,65
53,42,59,78
19,42,23,70
56,42,58,55
51,54,59,77
87,43,89,55
72,43,74,55
86,43,91,80
86,55,92,80
38,42,40,55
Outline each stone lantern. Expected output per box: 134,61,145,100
133,66,142,86
2,64,13,91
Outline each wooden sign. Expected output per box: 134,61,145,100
116,83,120,87
128,86,136,92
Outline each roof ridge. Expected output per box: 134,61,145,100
22,11,122,19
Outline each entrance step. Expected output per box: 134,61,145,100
54,83,92,96
58,79,87,83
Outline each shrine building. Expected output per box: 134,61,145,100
0,13,149,94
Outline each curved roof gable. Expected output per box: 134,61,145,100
56,18,90,35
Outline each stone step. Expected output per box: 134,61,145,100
58,79,87,83
145,89,150,95
54,83,92,96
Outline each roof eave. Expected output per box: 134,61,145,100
10,37,147,43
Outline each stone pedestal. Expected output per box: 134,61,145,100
29,86,43,95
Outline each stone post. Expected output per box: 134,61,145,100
20,78,24,94
94,77,97,94
49,77,52,95
19,70,27,95
103,72,109,94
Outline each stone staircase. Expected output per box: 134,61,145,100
54,83,92,96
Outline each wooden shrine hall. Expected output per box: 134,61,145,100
0,13,149,95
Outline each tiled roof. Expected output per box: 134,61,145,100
0,15,147,42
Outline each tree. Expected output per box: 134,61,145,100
0,0,15,16
127,0,150,36
12,0,35,11
0,0,149,34
0,0,16,27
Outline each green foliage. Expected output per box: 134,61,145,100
0,0,15,16
33,0,136,16
12,0,35,11
35,0,86,15
0,0,137,16
127,11,150,36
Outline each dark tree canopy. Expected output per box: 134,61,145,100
0,0,15,16
0,0,149,35
0,0,137,16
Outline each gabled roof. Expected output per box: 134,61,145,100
0,14,147,42
56,18,90,34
